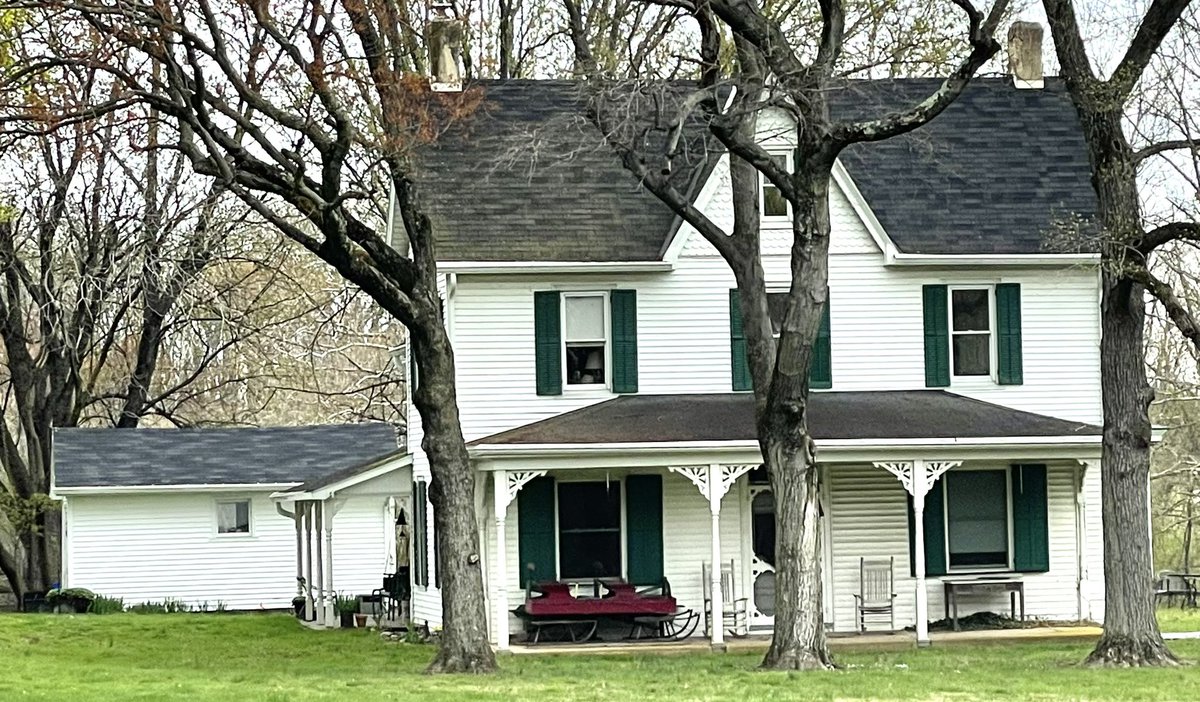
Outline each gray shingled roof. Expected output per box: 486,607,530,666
420,77,1097,261
470,391,1100,445
54,423,402,489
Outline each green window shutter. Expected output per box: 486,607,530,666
809,297,832,389
1012,464,1049,572
413,482,428,587
923,285,950,388
907,477,947,577
729,289,751,391
996,283,1024,385
533,292,562,396
610,290,639,394
625,474,664,585
517,476,557,587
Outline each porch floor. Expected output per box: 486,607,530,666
505,625,1103,655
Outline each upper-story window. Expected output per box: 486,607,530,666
534,290,638,396
950,287,993,377
923,283,1022,388
563,293,608,386
761,154,791,221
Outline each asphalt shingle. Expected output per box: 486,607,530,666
420,77,1097,261
53,423,402,488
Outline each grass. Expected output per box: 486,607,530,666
1,614,1198,701
1157,605,1200,633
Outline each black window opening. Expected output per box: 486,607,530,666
751,490,776,568
557,481,622,579
945,470,1009,568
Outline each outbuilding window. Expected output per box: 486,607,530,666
216,500,251,535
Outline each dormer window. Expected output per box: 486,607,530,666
563,293,608,386
761,153,791,221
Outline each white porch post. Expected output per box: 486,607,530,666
669,463,755,652
314,501,325,627
707,463,725,651
294,501,304,611
911,460,929,646
324,500,338,627
303,502,314,621
491,470,547,650
873,460,959,647
492,469,510,650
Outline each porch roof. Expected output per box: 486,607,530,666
469,391,1099,447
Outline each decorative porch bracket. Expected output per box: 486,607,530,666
872,459,960,648
491,469,547,651
668,463,757,651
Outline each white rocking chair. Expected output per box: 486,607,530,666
853,556,896,633
702,560,749,638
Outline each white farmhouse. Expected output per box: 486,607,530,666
403,71,1106,648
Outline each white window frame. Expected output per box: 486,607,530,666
214,498,253,537
760,152,793,227
941,465,1014,573
947,285,996,382
552,476,627,584
560,291,611,392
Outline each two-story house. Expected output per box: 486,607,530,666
403,69,1106,649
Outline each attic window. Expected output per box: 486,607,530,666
216,500,251,535
761,154,790,220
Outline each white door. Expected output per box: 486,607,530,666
746,485,832,629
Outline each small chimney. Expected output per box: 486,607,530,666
1008,21,1044,89
428,3,463,93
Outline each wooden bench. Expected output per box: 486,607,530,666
942,576,1025,631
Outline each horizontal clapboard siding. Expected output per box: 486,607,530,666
64,493,391,611
827,462,1090,631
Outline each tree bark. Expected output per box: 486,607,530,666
759,160,835,671
411,304,497,674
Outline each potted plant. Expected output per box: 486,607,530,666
335,594,358,628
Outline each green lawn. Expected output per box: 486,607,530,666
1157,605,1200,633
1,614,1199,701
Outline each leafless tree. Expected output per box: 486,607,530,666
567,0,1006,669
1041,0,1198,667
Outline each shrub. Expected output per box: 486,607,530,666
88,595,125,614
335,594,359,615
45,587,96,613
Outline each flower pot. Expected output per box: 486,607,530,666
340,612,355,628
354,613,369,628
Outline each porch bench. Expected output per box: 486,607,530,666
942,576,1025,631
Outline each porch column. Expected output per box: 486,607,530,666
873,460,959,647
303,502,315,621
294,501,304,613
323,500,341,628
669,463,756,651
314,501,325,627
492,470,547,650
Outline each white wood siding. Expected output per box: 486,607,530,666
826,461,1102,631
64,492,392,610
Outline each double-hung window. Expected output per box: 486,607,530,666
556,481,622,579
563,293,608,386
944,469,1010,569
950,287,993,377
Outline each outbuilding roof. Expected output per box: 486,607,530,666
53,423,403,489
470,391,1100,446
421,77,1097,262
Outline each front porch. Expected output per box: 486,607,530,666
468,391,1105,650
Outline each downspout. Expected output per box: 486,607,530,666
59,498,69,589
276,502,303,608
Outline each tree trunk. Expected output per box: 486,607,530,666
411,312,497,674
1080,105,1176,666
758,160,835,671
1086,270,1177,667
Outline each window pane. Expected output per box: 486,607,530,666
766,293,788,335
763,186,788,217
946,471,1008,567
566,344,605,385
218,501,250,534
951,289,989,332
953,334,990,376
558,482,622,579
565,296,605,341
